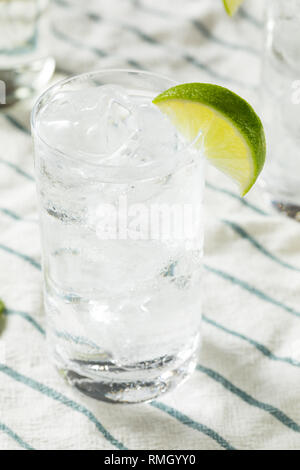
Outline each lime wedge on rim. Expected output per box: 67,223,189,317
152,83,266,196
223,0,244,16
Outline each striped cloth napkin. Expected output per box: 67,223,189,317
1,0,300,450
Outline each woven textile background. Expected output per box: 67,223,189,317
1,0,300,450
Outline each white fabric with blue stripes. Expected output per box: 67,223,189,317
1,0,300,450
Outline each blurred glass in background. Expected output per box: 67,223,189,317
260,0,300,219
0,0,55,105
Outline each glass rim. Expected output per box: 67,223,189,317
30,68,184,176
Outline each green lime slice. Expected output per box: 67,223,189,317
153,83,266,196
223,0,244,16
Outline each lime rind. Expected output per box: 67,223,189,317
0,299,5,317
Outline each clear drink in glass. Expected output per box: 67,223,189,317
260,0,300,219
31,70,204,403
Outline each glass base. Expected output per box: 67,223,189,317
55,351,198,404
271,200,300,222
0,56,55,106
259,180,300,221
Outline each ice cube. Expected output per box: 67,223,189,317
38,85,138,158
131,103,180,167
37,83,192,179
